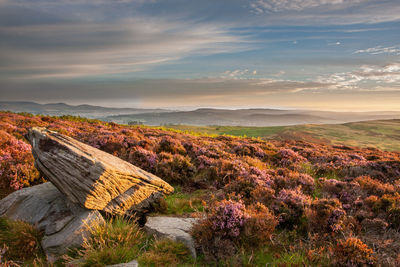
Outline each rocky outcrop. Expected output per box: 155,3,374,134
144,216,199,257
0,182,104,260
26,127,174,216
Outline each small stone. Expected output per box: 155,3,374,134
144,216,199,257
106,260,139,267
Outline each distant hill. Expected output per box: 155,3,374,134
2,102,400,127
165,119,400,152
106,108,400,126
0,101,171,119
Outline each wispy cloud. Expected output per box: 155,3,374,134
0,18,251,79
319,63,400,89
250,0,362,13
354,45,400,55
221,69,258,79
249,0,400,25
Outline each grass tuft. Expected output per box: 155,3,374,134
0,217,44,263
138,239,192,267
158,187,206,215
64,217,149,266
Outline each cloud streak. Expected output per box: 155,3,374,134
250,0,362,13
319,63,400,90
249,0,400,25
0,17,251,79
354,45,400,55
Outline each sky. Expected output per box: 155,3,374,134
0,0,400,111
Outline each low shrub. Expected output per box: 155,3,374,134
192,199,277,262
242,203,277,247
157,136,186,155
333,237,376,266
275,187,311,228
128,146,158,172
275,148,307,169
155,153,195,185
273,169,315,194
356,176,395,196
0,131,41,196
306,198,346,233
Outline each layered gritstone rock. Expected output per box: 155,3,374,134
26,127,174,216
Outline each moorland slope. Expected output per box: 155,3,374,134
1,112,400,266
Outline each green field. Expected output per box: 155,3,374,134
161,119,400,152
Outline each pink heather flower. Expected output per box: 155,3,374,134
277,187,310,207
277,148,306,167
210,200,249,238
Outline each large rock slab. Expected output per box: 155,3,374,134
0,182,104,259
144,216,199,257
26,127,174,216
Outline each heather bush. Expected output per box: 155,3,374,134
0,130,41,196
387,207,400,230
155,153,195,184
223,167,274,202
275,148,307,169
275,187,311,228
306,198,346,233
192,199,276,261
157,136,186,155
273,169,315,194
364,195,379,208
356,175,395,196
333,237,376,266
128,146,158,172
242,203,277,247
231,142,266,158
372,193,400,212
192,199,247,261
321,178,348,195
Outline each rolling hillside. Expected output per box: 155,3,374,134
162,119,400,152
107,108,400,126
0,101,171,118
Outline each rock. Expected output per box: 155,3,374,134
144,216,199,257
0,182,104,259
106,260,139,267
26,127,174,216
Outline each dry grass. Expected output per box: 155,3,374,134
138,239,192,267
0,217,43,264
63,217,149,266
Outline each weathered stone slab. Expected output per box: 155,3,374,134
26,127,174,216
0,182,104,259
144,216,199,257
106,260,139,267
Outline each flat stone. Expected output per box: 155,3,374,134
144,216,199,257
106,260,139,267
0,182,104,259
26,127,174,216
